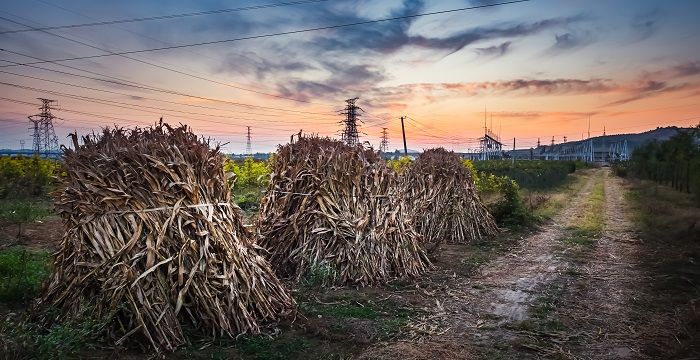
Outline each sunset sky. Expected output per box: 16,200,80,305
1,0,699,153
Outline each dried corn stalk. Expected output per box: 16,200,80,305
401,148,498,246
255,136,429,286
33,123,294,353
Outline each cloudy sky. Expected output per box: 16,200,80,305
1,0,699,152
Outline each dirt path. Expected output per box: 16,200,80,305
557,171,647,359
361,169,664,359
361,170,602,359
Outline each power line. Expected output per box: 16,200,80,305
0,0,530,65
2,96,336,140
0,68,338,120
0,0,330,34
0,54,336,121
0,82,335,133
0,15,337,107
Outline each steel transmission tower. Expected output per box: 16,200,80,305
379,127,389,153
27,98,59,157
340,97,361,146
245,126,252,157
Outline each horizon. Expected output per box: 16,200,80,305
1,0,699,153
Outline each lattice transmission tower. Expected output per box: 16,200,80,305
246,126,252,157
27,98,59,157
340,97,362,146
379,127,389,153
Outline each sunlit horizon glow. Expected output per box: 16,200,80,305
0,0,699,153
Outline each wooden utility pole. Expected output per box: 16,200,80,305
400,116,408,156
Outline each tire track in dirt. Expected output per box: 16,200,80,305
559,170,647,359
360,169,601,359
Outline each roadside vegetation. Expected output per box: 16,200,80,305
624,179,700,357
615,126,700,204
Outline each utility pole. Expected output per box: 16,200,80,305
379,127,389,154
27,98,59,157
400,116,408,156
340,97,361,146
512,137,515,165
245,126,252,157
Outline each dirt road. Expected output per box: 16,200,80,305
362,169,657,359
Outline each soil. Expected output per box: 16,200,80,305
0,216,62,251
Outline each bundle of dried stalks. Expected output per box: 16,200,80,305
401,148,498,246
33,123,294,353
255,136,429,286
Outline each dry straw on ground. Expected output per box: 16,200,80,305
401,148,498,247
33,123,294,353
255,136,430,286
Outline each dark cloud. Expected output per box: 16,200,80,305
276,62,387,102
631,8,661,41
605,82,690,107
430,78,614,95
306,1,585,56
475,41,511,57
548,32,592,53
216,51,315,80
673,62,700,77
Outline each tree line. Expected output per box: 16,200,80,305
622,126,700,203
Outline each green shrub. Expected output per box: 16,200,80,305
489,178,531,226
224,157,270,190
235,191,261,212
0,156,58,199
472,160,578,190
387,156,413,173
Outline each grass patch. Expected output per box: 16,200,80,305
0,246,51,304
527,169,592,221
460,253,490,273
234,335,311,360
563,170,605,248
622,178,700,357
1,306,107,360
299,295,419,339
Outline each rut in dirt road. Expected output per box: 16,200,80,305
557,171,647,359
360,169,602,359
